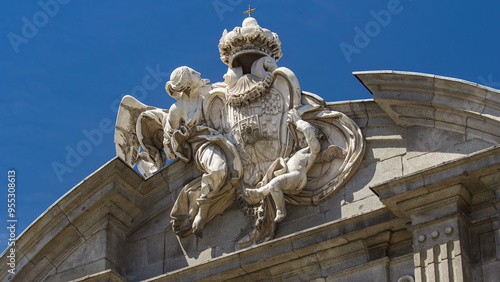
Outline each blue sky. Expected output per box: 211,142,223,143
1,0,499,249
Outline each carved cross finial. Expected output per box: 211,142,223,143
244,5,256,17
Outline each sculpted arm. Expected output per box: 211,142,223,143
295,119,321,155
163,104,183,160
166,104,182,133
288,109,320,155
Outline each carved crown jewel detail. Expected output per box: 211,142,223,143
219,17,282,67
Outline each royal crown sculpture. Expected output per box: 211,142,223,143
115,9,365,249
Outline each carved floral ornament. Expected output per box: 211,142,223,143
115,15,365,248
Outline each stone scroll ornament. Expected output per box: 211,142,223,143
115,16,365,248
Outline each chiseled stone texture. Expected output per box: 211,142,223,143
2,71,500,281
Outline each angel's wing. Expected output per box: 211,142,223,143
136,108,169,170
114,95,158,168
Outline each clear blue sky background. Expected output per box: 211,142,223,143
1,0,499,249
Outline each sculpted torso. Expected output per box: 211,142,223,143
166,94,202,132
165,68,208,133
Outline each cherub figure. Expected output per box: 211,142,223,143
166,66,241,237
245,109,321,222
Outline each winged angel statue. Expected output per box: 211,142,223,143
115,17,365,248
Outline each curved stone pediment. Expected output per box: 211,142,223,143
355,70,500,143
2,71,500,281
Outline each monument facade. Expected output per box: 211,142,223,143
1,11,499,282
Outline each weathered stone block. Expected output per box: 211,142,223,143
71,269,126,282
324,205,342,223
325,257,389,282
239,239,298,273
283,204,321,223
341,196,383,219
12,257,55,282
316,240,365,263
273,263,323,281
57,230,108,273
340,160,377,203
364,140,406,161
275,212,326,238
269,253,319,277
480,231,497,262
406,126,465,156
147,233,165,265
481,260,500,282
433,79,486,113
227,268,273,281
126,239,147,273
289,223,344,252
367,116,397,127
164,229,186,259
399,116,435,128
467,116,500,139
198,205,249,249
18,205,72,263
389,254,414,282
319,248,368,277
125,261,163,282
371,156,403,186
46,259,111,282
128,209,172,242
176,232,198,257
212,240,236,258
174,255,245,281
184,247,213,266
163,255,189,273
353,117,368,128
403,138,493,175
375,89,434,104
364,126,406,142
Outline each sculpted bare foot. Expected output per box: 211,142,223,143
274,209,286,222
192,213,205,238
245,188,262,199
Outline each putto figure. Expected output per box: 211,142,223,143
245,109,321,223
115,15,365,248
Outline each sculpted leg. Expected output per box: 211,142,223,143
245,185,270,198
194,144,228,237
199,145,227,198
269,183,286,222
200,167,226,198
187,189,201,220
246,172,302,222
193,203,209,238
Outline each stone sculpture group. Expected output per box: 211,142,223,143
115,16,365,248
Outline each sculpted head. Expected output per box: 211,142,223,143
165,66,209,100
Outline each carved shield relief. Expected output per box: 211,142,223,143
226,88,288,185
204,87,289,186
204,84,365,204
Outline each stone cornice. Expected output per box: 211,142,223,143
354,71,500,143
143,207,407,281
0,158,144,281
370,145,500,220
